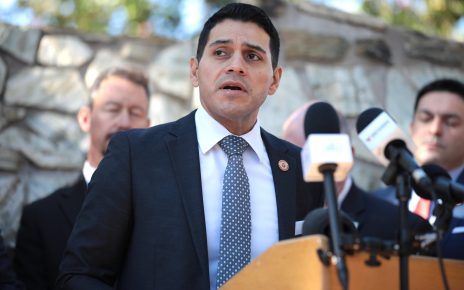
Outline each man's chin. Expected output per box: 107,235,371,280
419,154,441,166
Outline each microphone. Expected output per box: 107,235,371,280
300,101,350,290
356,108,439,288
304,101,340,134
302,208,358,238
356,108,432,190
301,102,353,182
414,163,464,204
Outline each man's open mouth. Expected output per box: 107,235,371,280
222,85,242,91
220,81,246,92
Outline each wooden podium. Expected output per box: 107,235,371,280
221,235,464,290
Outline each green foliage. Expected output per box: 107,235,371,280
17,0,168,36
361,0,464,39
15,0,464,40
15,0,234,37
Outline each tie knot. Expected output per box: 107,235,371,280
219,135,249,157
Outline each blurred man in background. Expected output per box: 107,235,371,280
373,78,464,259
14,68,151,290
283,101,431,241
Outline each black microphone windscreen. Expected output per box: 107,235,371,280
412,163,450,201
356,107,383,133
421,163,464,204
302,208,358,239
303,102,340,137
302,208,331,236
421,163,451,179
413,163,451,201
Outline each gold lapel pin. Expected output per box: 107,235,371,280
278,160,289,172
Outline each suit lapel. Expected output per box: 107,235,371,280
456,169,464,184
452,169,464,217
165,111,209,277
58,175,87,226
261,129,297,240
341,183,366,229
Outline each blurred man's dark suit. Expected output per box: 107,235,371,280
373,170,464,259
15,177,86,290
1,230,24,290
342,182,431,241
441,217,464,259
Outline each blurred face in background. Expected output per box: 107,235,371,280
78,75,150,167
411,91,464,171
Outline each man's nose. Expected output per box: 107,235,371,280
116,111,131,131
226,54,245,74
429,118,443,135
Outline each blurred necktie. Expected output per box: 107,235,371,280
414,197,431,220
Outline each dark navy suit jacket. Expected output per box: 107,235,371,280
56,111,323,290
372,170,464,217
373,170,464,259
15,176,87,290
342,183,431,241
1,231,24,290
441,217,464,260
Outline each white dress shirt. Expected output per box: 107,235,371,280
195,106,278,290
337,176,353,208
82,160,96,185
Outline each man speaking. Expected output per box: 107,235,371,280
57,3,323,290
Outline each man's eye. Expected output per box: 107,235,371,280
417,113,432,123
130,110,144,119
445,118,460,127
418,116,431,123
214,50,226,56
105,107,120,113
247,53,260,61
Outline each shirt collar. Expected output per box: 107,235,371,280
337,175,353,207
448,165,464,181
82,160,96,184
195,105,268,163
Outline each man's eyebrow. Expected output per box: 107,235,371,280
416,108,432,115
417,109,462,119
208,39,267,54
208,39,232,47
244,42,266,54
102,101,121,106
442,113,462,120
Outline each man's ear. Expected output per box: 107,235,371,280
77,106,91,133
268,66,282,95
190,57,199,87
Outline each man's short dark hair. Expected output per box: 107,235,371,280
89,67,150,107
414,78,464,112
196,3,280,70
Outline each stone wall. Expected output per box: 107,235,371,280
1,2,463,247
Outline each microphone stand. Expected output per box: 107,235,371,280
319,163,349,290
430,197,452,290
382,159,411,290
